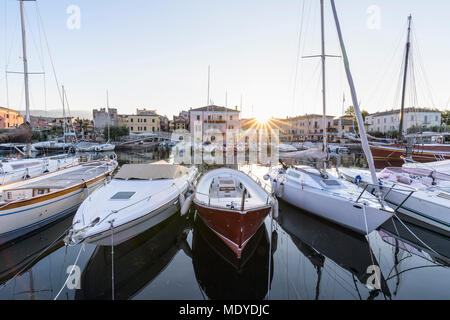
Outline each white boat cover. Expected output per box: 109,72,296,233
115,163,191,180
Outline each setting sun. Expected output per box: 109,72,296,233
255,115,271,125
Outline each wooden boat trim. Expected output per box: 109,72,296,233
0,166,113,212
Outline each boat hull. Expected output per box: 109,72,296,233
278,180,392,234
339,168,450,235
370,144,450,162
82,193,182,246
0,169,112,246
194,201,270,258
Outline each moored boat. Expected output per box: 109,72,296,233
0,155,79,185
193,168,274,258
268,165,393,234
339,167,450,235
67,161,197,245
0,158,117,245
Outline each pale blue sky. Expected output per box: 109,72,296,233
1,0,450,119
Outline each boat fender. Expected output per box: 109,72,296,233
179,193,186,208
277,182,284,197
180,194,193,216
354,175,362,185
83,182,89,199
271,198,279,219
271,178,278,195
263,173,270,181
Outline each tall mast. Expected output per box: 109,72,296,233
398,15,412,140
19,0,30,124
330,0,379,190
62,85,66,143
320,0,328,153
107,90,110,142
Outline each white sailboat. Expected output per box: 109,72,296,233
0,155,79,185
0,158,117,245
339,167,450,234
67,161,197,245
267,0,393,234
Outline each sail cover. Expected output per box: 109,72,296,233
279,148,327,162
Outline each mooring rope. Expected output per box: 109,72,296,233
109,220,115,301
53,242,85,300
393,213,440,257
0,223,75,290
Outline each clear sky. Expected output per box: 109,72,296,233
1,0,450,120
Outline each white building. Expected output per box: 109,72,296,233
189,105,240,141
365,108,441,134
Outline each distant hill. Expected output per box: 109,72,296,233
19,109,92,120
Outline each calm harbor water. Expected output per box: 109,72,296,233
0,151,449,300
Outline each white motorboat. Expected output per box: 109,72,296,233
339,167,450,235
268,166,393,234
67,161,197,245
0,158,117,245
94,143,115,152
278,143,298,153
0,155,79,185
75,142,97,152
33,140,73,152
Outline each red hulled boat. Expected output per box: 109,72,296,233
193,168,273,258
370,133,450,163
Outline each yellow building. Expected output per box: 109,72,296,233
127,114,160,133
0,107,24,129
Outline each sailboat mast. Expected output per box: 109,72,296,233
320,0,328,152
19,0,30,124
62,85,66,143
398,15,412,140
330,0,379,190
107,90,110,142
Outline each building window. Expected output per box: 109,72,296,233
152,119,155,123
230,116,233,120
424,115,428,123
152,127,155,132
130,118,134,122
411,115,414,121
197,115,200,121
130,126,133,130
144,126,146,131
144,118,147,122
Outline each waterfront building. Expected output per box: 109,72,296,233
93,107,118,130
189,105,240,141
0,107,24,129
365,108,441,134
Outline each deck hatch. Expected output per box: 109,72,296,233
110,192,136,200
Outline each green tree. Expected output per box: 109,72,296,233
441,110,450,126
104,125,129,141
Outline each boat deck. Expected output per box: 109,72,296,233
203,174,268,210
3,163,111,191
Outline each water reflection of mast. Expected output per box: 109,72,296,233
277,201,391,300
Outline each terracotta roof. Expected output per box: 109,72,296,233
189,105,240,113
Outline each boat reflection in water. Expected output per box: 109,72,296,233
0,214,72,287
277,200,391,300
380,218,450,266
190,215,277,300
75,209,190,300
